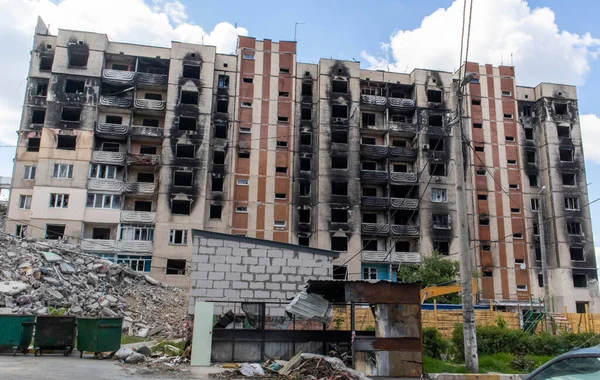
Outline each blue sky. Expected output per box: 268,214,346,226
1,0,599,247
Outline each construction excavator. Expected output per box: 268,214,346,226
420,279,477,303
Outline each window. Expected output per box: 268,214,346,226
479,217,489,226
472,98,481,106
570,247,584,261
557,125,571,138
529,174,538,187
57,135,77,150
171,200,191,215
333,265,348,280
180,90,198,105
166,259,186,275
533,222,540,236
300,182,310,197
567,221,582,235
525,150,536,164
502,91,511,97
513,233,523,239
173,171,193,187
23,165,36,180
89,164,117,179
15,225,27,238
39,56,53,71
538,273,544,287
565,197,580,211
427,90,442,103
49,193,69,208
516,285,527,292
332,80,348,94
476,167,486,175
393,164,408,173
473,123,483,129
178,116,196,131
431,188,447,203
576,302,589,314
144,93,162,101
138,172,154,183
475,146,484,152
505,136,515,142
302,82,312,96
18,195,32,209
562,173,576,186
241,102,252,108
331,236,348,252
362,113,376,126
331,182,348,196
86,193,121,209
176,144,195,158
279,91,289,97
509,184,519,189
559,148,573,162
120,225,154,241
507,159,517,165
214,151,225,165
235,206,248,213
522,105,532,117
61,107,81,122
112,64,128,71
133,201,151,212
280,67,290,74
332,105,348,118
525,128,534,140
243,53,254,60
429,163,446,176
299,157,311,171
183,65,200,79
362,161,376,171
573,274,587,288
212,177,223,192
432,214,450,229
554,103,568,115
478,194,488,201
210,204,222,219
65,79,84,93
101,142,120,152
27,138,40,152
45,224,65,240
331,209,348,223
531,198,539,211
276,141,288,148
363,267,378,280
362,137,376,145
31,109,46,124
433,241,450,255
238,151,250,159
274,220,286,228
298,209,310,223
503,113,513,119
535,245,542,261
169,229,188,245
483,271,493,278
275,166,287,174
429,115,443,127
300,133,312,146
332,156,347,169
278,116,289,123
275,193,287,200
240,126,251,134
142,118,159,127
430,138,444,151
331,130,348,143
511,208,520,213
242,77,253,84
481,244,491,251
237,178,249,186
362,239,378,251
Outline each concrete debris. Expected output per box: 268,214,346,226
125,352,147,364
0,235,187,338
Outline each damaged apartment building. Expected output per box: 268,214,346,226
7,18,598,312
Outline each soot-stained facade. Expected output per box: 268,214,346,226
7,20,598,312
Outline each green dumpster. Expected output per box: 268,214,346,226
34,315,77,356
0,314,36,356
76,317,122,358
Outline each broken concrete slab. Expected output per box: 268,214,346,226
41,251,62,262
0,281,28,296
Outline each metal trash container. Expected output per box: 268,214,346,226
33,315,77,356
76,317,122,358
0,314,36,356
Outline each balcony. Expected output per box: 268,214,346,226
95,123,130,139
392,252,421,264
99,95,133,108
134,98,166,111
361,223,390,235
390,224,419,236
390,172,418,183
121,211,156,224
125,182,156,195
331,117,349,127
360,144,388,158
361,251,421,264
389,146,417,160
127,153,161,167
388,97,416,110
130,125,164,139
102,69,135,85
81,239,117,253
361,251,391,263
389,121,417,136
92,151,126,165
136,72,168,86
117,240,153,253
87,179,124,193
360,94,387,107
360,170,389,182
361,196,390,208
390,197,419,209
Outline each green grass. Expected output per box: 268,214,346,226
424,354,554,374
423,357,467,373
120,335,149,344
151,340,185,352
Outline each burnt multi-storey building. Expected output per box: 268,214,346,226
7,19,598,312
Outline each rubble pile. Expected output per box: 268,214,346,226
0,234,188,338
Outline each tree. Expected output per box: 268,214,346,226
397,251,461,304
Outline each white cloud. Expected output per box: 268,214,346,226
580,114,600,165
361,0,600,86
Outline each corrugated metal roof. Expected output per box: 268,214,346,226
284,291,332,324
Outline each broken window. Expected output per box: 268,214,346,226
68,45,88,67
331,209,348,223
183,65,201,79
570,247,584,261
173,171,193,187
362,239,378,251
557,125,571,138
526,150,536,164
504,113,513,119
27,137,40,152
179,116,196,131
36,82,48,97
522,105,532,117
567,221,582,235
213,124,226,138
106,115,123,124
529,174,538,187
212,177,224,192
217,99,228,113
242,77,253,84
431,188,447,203
112,64,128,71
299,209,310,223
432,214,450,229
300,182,310,197
300,157,311,171
278,116,289,123
302,83,312,96
119,225,154,241
275,193,287,200
509,184,519,189
144,93,162,101
166,259,186,275
573,274,587,288
433,241,449,255
361,161,376,171
57,135,76,150
479,217,490,226
525,128,534,140
559,148,573,162
362,113,376,126
142,118,159,127
394,164,408,173
475,146,484,152
394,240,410,252
61,107,81,122
238,151,250,159
332,156,347,169
576,302,588,314
430,138,444,151
276,141,288,148
555,103,568,115
65,79,85,94
473,123,483,129
181,90,198,105
275,167,287,174
171,200,191,215
45,224,66,240
169,229,188,245
301,108,312,120
331,130,348,143
300,133,312,146
362,187,377,196
279,91,289,97
133,201,152,212
241,102,252,108
361,137,376,145
563,173,576,186
565,197,580,211
217,75,229,88
331,236,348,252
176,144,195,158
15,225,27,238
332,265,347,280
362,213,377,224
31,109,46,124
332,80,348,94
139,145,157,155
331,182,348,196
137,172,154,183
39,56,53,71
428,114,443,127
427,90,442,103
209,204,222,219
472,98,481,106
429,163,446,176
49,193,69,208
332,105,347,118
213,151,225,165
478,194,487,201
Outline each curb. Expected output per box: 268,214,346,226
429,374,523,380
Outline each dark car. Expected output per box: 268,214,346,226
524,346,600,379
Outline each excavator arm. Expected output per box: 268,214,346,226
420,279,477,303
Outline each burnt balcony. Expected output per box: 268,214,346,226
361,250,421,264
390,172,418,183
360,170,389,182
360,94,387,107
330,195,350,204
87,179,124,193
92,151,126,165
390,224,420,236
95,123,130,140
102,69,135,85
361,223,390,235
127,153,161,167
389,146,417,160
391,251,421,264
134,98,166,111
361,251,392,263
331,117,349,127
361,196,390,208
390,197,419,209
388,97,416,110
120,210,156,224
389,121,417,136
130,125,163,139
136,72,168,86
81,239,117,253
360,144,388,158
124,182,157,195
117,240,153,253
99,95,133,108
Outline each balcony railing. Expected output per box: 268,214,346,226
127,153,161,166
360,144,389,157
361,250,421,263
99,95,133,108
81,239,117,253
389,121,417,135
360,170,389,182
361,223,390,235
390,224,420,236
120,211,156,224
390,172,418,183
389,146,417,159
125,182,156,194
102,69,135,84
388,97,416,109
117,240,153,253
130,125,164,139
136,72,168,86
87,179,124,193
390,197,419,209
95,123,130,139
331,117,349,126
361,251,391,262
92,151,126,165
134,99,166,111
361,196,390,208
360,94,387,107
392,252,421,264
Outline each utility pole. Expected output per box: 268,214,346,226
455,74,478,373
537,187,552,332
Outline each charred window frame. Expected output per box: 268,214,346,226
299,182,310,197
566,221,582,235
176,144,195,158
332,265,348,280
554,102,568,115
36,81,48,97
39,55,54,71
57,135,77,150
332,105,348,118
332,156,348,169
173,170,193,187
166,259,187,275
331,79,348,94
178,116,197,131
362,113,376,126
573,273,587,288
298,209,311,223
557,125,571,138
137,172,155,183
429,163,447,176
180,90,199,105
559,148,574,162
212,177,224,192
331,208,348,223
525,128,534,140
331,236,348,252
428,114,443,127
31,109,46,124
331,130,348,144
142,118,160,127
183,65,201,80
433,241,449,255
209,204,222,219
218,75,229,88
562,173,576,186
171,199,192,215
564,197,580,211
570,247,585,261
65,79,85,94
427,90,442,103
300,133,312,146
61,107,82,122
432,214,450,229
301,108,312,120
27,137,41,152
331,182,348,196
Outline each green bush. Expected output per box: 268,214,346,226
423,328,450,359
